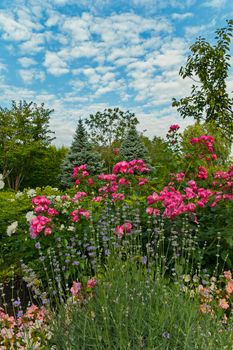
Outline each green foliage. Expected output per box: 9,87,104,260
85,108,139,147
0,190,33,279
60,119,103,187
50,260,233,350
22,146,68,189
120,125,151,164
196,203,233,269
172,20,233,141
142,135,179,183
0,100,55,190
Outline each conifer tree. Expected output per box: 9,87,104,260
120,125,150,164
60,119,103,187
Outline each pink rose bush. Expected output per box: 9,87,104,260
145,130,232,220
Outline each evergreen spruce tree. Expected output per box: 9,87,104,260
120,125,150,164
60,119,103,187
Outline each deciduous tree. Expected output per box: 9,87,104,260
0,100,55,190
172,20,233,141
85,108,139,147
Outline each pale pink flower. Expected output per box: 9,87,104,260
70,281,81,296
87,278,97,289
44,227,52,236
224,271,232,280
92,196,103,202
112,193,125,201
79,209,90,219
146,207,154,215
47,208,59,216
219,298,229,309
226,280,233,294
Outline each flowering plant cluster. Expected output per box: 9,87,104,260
182,271,233,323
70,277,97,300
146,164,232,220
166,124,182,153
28,158,152,241
146,129,232,220
0,304,51,349
190,135,217,160
29,191,92,238
112,160,150,174
115,222,133,238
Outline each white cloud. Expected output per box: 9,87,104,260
18,57,37,67
184,19,216,36
15,7,44,31
0,83,35,101
44,51,69,76
125,37,189,103
172,12,193,20
45,10,61,27
95,79,124,96
137,111,193,139
63,13,92,42
202,0,226,8
19,69,45,84
0,62,7,71
20,33,50,54
0,12,31,41
152,49,185,67
69,79,85,91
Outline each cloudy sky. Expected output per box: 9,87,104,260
0,0,232,146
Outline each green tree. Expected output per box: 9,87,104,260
140,135,179,183
0,100,55,190
172,19,233,141
60,119,103,187
85,108,139,147
22,145,68,189
120,125,150,163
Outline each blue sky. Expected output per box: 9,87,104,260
0,0,232,146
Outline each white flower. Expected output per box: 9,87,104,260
15,191,23,199
7,221,18,237
27,189,36,198
68,226,75,232
26,211,36,222
0,174,3,180
0,180,5,189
